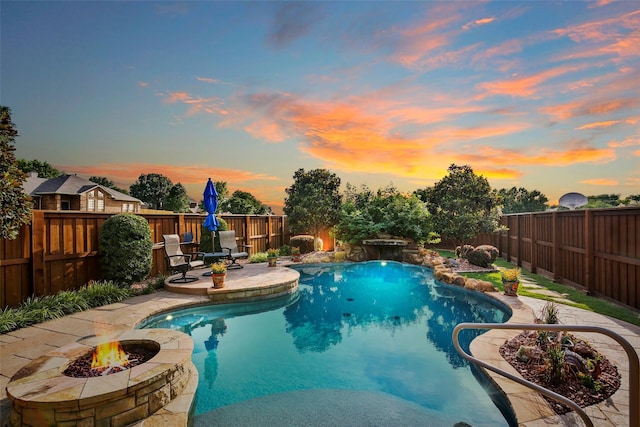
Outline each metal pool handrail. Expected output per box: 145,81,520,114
452,323,639,427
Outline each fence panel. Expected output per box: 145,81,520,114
473,207,640,311
0,224,31,308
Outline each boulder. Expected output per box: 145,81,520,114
466,248,493,268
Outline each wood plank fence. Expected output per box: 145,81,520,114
469,207,640,311
0,211,300,308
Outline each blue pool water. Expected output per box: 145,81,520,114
140,261,514,426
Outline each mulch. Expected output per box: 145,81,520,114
499,331,621,415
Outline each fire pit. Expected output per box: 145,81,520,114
63,339,159,378
6,329,194,427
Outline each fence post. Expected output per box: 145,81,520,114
516,215,521,267
552,211,561,281
31,210,46,297
585,210,594,294
177,214,186,237
244,215,250,249
267,216,273,249
530,213,537,274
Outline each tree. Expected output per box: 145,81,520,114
334,184,437,244
0,106,31,240
223,190,269,214
89,176,129,194
418,164,501,245
17,159,62,178
284,168,342,238
495,187,549,214
624,194,640,206
164,183,191,213
129,173,173,210
582,194,621,209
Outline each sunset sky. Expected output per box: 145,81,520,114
3,1,639,213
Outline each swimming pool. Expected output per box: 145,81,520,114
140,261,515,426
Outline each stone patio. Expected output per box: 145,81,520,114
1,261,638,426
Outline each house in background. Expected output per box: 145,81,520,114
23,173,143,213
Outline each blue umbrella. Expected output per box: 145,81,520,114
203,178,219,232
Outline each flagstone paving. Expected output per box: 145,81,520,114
1,262,638,426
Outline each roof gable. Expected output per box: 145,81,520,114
26,174,141,203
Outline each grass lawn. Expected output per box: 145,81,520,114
436,249,640,328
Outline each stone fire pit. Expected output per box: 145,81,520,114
6,329,194,427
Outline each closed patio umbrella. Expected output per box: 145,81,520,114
203,178,219,232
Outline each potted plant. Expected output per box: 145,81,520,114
267,248,278,267
210,262,227,288
501,268,521,296
291,247,302,262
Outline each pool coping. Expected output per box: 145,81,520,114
1,262,638,426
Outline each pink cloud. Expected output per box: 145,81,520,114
477,64,585,98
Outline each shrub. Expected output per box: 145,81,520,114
455,245,474,258
249,252,268,263
77,280,133,307
279,245,292,256
476,245,499,263
99,214,153,285
290,235,315,254
0,281,133,333
200,217,229,253
466,248,494,268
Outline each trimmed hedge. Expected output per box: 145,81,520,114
99,214,153,285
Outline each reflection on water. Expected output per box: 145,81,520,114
140,261,513,426
287,262,509,367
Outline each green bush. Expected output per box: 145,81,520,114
334,184,438,245
278,245,292,256
199,217,229,253
99,214,153,285
78,281,133,307
0,281,133,334
249,252,268,263
290,235,315,253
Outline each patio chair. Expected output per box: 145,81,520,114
163,234,205,283
218,230,250,269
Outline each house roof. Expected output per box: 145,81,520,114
25,174,141,203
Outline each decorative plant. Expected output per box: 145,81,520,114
292,247,301,255
267,248,279,258
211,262,227,274
500,268,521,282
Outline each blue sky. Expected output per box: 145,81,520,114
3,1,639,213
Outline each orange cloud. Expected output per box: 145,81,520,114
580,178,619,186
55,163,279,190
462,17,495,30
453,141,616,168
575,120,622,130
477,64,584,98
541,97,640,120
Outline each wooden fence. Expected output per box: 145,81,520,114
0,211,299,308
470,207,640,311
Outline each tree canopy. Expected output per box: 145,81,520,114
417,164,501,245
130,173,173,210
0,106,31,239
222,189,270,214
164,183,191,213
495,187,549,214
334,184,437,244
17,159,62,178
284,168,342,237
89,176,129,194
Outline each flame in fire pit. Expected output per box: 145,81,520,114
91,341,129,370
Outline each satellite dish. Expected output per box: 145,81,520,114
559,192,588,210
